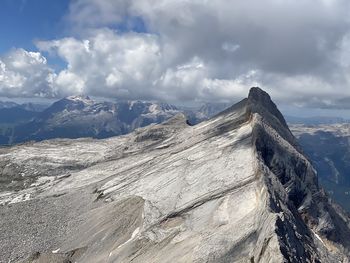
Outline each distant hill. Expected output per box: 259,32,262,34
290,123,350,212
286,115,350,125
0,102,44,145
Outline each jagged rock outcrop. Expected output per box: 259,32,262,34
0,88,349,262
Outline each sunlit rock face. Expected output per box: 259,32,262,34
0,88,349,263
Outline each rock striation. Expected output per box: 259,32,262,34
0,87,349,262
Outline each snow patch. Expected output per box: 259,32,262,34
312,230,326,246
52,248,60,254
109,227,140,258
117,227,140,249
67,95,93,105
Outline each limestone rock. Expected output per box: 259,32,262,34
0,88,349,263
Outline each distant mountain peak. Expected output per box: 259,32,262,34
248,86,273,104
247,86,290,132
162,112,188,126
66,95,94,104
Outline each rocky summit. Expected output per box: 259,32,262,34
0,88,350,263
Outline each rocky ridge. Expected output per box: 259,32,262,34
0,88,349,262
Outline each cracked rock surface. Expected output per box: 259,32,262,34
0,88,350,263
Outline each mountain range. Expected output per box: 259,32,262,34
2,96,349,146
0,87,349,262
0,96,228,145
286,116,350,125
12,96,183,144
291,124,350,212
1,94,350,215
0,102,45,145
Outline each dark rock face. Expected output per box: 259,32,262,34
253,124,321,262
248,87,298,148
249,88,350,262
248,87,288,129
246,89,318,262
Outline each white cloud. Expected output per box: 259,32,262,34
54,70,85,95
35,31,263,102
2,0,350,108
0,49,56,98
66,0,131,32
37,30,163,99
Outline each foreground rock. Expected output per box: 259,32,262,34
0,88,349,262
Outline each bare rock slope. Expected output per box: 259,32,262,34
0,88,349,263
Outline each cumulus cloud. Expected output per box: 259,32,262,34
0,49,56,98
35,29,259,102
37,30,164,99
2,0,350,108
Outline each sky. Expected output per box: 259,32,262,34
1,0,350,116
0,0,69,52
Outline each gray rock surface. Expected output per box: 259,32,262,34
0,88,349,262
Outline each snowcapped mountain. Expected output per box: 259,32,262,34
12,95,181,143
1,87,349,262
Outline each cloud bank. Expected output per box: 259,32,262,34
1,0,350,107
